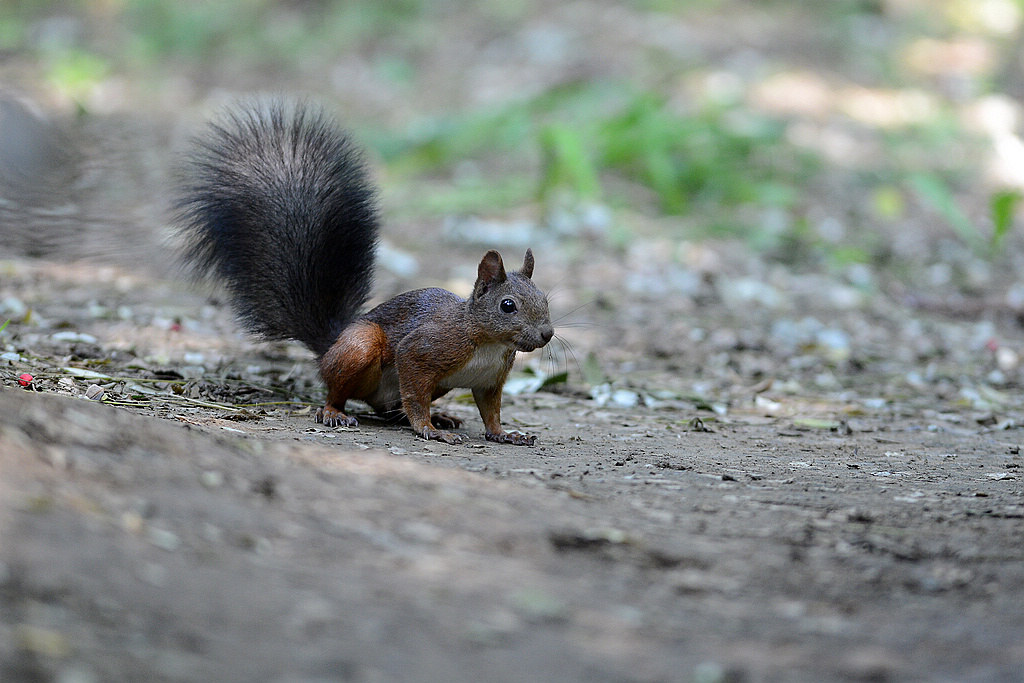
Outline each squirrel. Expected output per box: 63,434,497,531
175,99,553,446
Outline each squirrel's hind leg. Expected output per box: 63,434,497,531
316,322,388,429
315,404,358,428
430,411,463,430
371,411,463,430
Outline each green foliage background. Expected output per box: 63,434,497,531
3,0,1023,269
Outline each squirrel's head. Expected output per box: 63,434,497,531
470,249,553,352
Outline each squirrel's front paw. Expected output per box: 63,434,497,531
315,405,358,428
419,426,465,445
486,430,536,446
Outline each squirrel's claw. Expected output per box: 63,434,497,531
419,426,465,444
486,430,536,446
315,405,358,428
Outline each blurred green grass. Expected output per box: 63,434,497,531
2,0,1022,267
374,85,817,223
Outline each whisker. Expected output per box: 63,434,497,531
549,334,583,380
542,344,559,378
544,275,573,297
552,299,597,324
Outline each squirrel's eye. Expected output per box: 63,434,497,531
500,298,517,314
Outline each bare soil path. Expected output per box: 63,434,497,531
2,257,1023,682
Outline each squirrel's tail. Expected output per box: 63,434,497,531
176,99,378,357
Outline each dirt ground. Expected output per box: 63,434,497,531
2,250,1024,683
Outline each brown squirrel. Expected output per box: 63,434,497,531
175,99,553,445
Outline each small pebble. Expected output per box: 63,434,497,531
200,470,224,488
51,331,97,344
121,512,143,533
85,384,105,400
509,588,568,623
183,352,205,365
56,665,99,683
0,296,27,318
148,527,181,552
996,346,1019,372
15,624,71,658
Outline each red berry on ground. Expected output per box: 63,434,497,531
18,373,33,387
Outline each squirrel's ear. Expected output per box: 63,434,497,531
520,248,535,279
474,250,507,297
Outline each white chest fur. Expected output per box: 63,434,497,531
440,342,513,391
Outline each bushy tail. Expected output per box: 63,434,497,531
176,99,378,357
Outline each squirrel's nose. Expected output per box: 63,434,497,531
540,325,554,345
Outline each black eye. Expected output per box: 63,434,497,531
500,298,517,314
